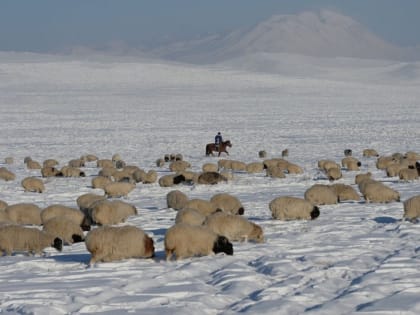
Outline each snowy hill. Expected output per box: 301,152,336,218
155,10,418,63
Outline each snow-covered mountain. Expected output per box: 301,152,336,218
154,10,418,63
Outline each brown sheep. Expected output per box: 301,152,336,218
304,184,338,205
5,203,42,225
0,167,16,181
269,196,320,220
166,190,189,210
210,193,244,215
103,182,135,198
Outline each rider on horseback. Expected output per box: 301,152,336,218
215,132,223,151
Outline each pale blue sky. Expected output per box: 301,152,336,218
1,0,419,52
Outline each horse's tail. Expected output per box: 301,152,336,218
205,144,210,156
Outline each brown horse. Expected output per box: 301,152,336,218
206,140,232,157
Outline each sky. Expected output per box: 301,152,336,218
0,0,420,53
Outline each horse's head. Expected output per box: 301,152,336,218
225,140,232,147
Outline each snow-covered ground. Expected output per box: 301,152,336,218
0,53,419,314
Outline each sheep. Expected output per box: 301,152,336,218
26,160,42,170
266,166,286,179
142,170,158,184
81,154,98,162
97,159,114,168
91,176,113,189
158,174,186,187
363,149,379,157
99,166,118,178
286,162,303,174
43,159,59,168
41,166,62,177
5,203,42,225
166,190,189,210
210,193,244,215
90,200,137,225
175,153,183,161
60,166,86,177
114,160,126,169
133,169,147,183
361,181,400,203
341,156,361,170
355,172,373,185
4,157,13,164
230,160,247,172
0,200,8,211
403,195,420,221
0,167,16,181
202,163,218,173
42,217,85,245
330,183,361,202
318,159,338,172
85,225,154,264
304,184,338,205
197,172,228,185
41,204,90,231
385,163,404,177
258,150,267,158
169,160,191,172
376,156,397,170
269,196,320,220
405,151,420,160
111,168,134,183
0,225,63,256
68,158,85,168
164,224,233,261
76,193,107,215
21,176,45,193
175,208,207,226
103,182,135,198
327,167,342,181
217,159,232,170
183,199,219,216
220,171,234,181
245,162,264,174
263,158,288,170
204,212,264,243
399,168,419,181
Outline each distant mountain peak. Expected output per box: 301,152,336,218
155,10,418,63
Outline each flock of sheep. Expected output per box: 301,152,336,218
1,147,420,264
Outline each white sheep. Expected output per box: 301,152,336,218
103,182,135,198
210,193,244,215
269,196,320,220
21,177,45,193
97,159,114,168
204,212,264,243
26,160,42,170
304,184,338,205
286,162,304,174
217,159,232,171
169,160,191,172
76,193,107,214
142,170,158,184
41,166,62,177
0,167,16,181
245,162,264,174
265,166,286,178
5,203,42,225
43,159,59,168
202,163,218,173
0,225,63,255
183,199,219,216
175,208,207,226
90,200,137,225
60,166,86,177
330,183,361,202
230,160,247,172
166,190,189,210
41,204,90,231
361,181,400,203
91,176,113,189
164,224,233,261
85,225,154,264
42,217,85,245
399,168,419,181
403,195,420,221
